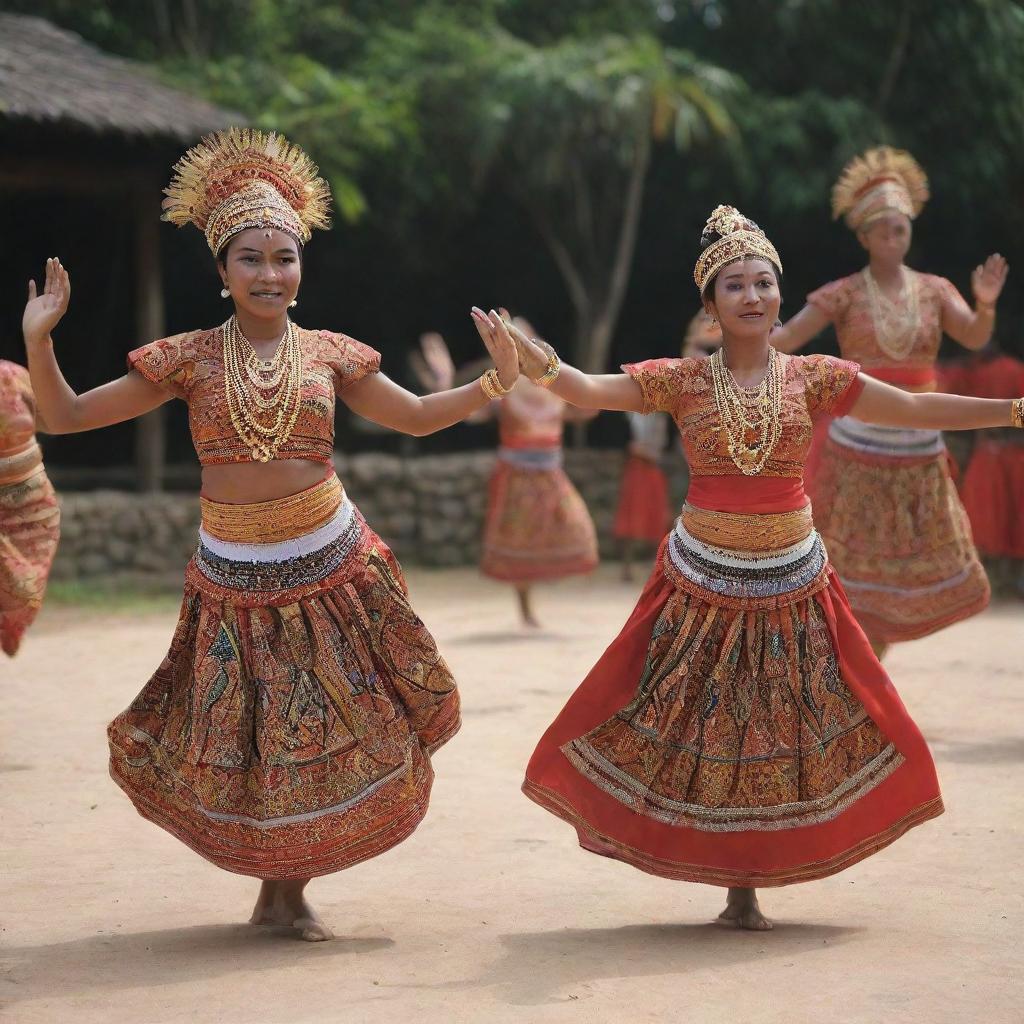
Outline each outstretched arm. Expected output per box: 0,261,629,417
769,303,831,354
341,310,517,435
472,309,645,413
23,259,170,434
850,374,1017,431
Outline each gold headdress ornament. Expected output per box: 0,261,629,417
831,145,929,231
162,127,332,256
693,205,782,295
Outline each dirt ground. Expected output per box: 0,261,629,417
1,566,1021,1024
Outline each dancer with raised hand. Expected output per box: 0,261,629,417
771,147,1007,654
21,128,517,942
412,321,598,627
0,360,60,656
474,205,1024,930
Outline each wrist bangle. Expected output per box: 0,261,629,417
1011,397,1024,429
534,348,561,388
479,368,511,401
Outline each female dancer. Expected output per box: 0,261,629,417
772,146,1007,653
613,409,670,582
942,346,1024,593
475,205,1024,930
21,128,517,941
0,360,60,655
412,323,598,627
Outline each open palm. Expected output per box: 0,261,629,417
971,253,1008,306
23,258,71,344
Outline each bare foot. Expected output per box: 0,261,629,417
716,887,773,931
250,880,333,942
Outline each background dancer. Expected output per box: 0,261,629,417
0,360,60,656
771,147,1007,655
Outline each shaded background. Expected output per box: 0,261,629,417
2,0,1022,473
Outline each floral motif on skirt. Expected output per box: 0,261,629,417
108,503,460,879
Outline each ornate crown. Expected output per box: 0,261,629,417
694,205,782,294
831,146,929,230
162,127,332,255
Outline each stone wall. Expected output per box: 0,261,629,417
51,450,690,581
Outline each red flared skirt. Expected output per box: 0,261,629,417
613,456,670,544
523,540,942,887
961,439,1024,558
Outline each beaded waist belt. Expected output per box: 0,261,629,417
829,417,945,458
497,446,563,470
0,441,43,486
195,494,361,593
199,472,343,543
667,505,826,600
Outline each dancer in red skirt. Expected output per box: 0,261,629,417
413,322,597,627
942,347,1024,593
473,205,1024,929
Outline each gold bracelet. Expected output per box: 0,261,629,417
1011,397,1024,429
535,349,561,388
479,368,510,400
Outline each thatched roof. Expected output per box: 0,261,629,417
0,14,239,141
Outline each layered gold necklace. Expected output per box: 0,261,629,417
710,346,784,476
222,315,303,462
862,267,920,361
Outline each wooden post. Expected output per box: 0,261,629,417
133,185,166,492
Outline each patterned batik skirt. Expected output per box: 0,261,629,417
481,447,598,583
108,472,460,879
523,499,943,887
0,442,60,657
613,455,670,545
809,417,990,644
960,435,1024,559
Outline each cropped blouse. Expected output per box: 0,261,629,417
128,325,380,465
624,353,863,479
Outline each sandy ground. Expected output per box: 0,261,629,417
1,565,1022,1024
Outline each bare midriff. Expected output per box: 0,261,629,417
200,458,330,504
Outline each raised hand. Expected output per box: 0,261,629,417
496,308,549,380
469,307,519,390
23,258,71,345
409,331,456,392
972,253,1009,307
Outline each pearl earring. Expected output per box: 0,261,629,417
220,288,230,299
289,299,298,308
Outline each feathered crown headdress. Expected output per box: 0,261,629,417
831,146,929,231
162,127,332,255
694,205,782,294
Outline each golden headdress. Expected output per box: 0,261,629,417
693,205,782,295
831,145,929,231
162,127,332,256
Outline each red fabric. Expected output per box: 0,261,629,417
686,475,808,514
523,548,943,887
613,456,670,543
961,440,1024,557
803,415,832,500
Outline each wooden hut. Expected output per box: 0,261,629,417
0,14,239,490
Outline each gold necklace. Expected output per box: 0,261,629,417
222,315,303,462
710,347,784,475
862,267,920,361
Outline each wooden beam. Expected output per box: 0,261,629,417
0,157,154,192
133,184,167,493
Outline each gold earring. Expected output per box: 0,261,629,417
220,288,230,299
289,299,298,308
